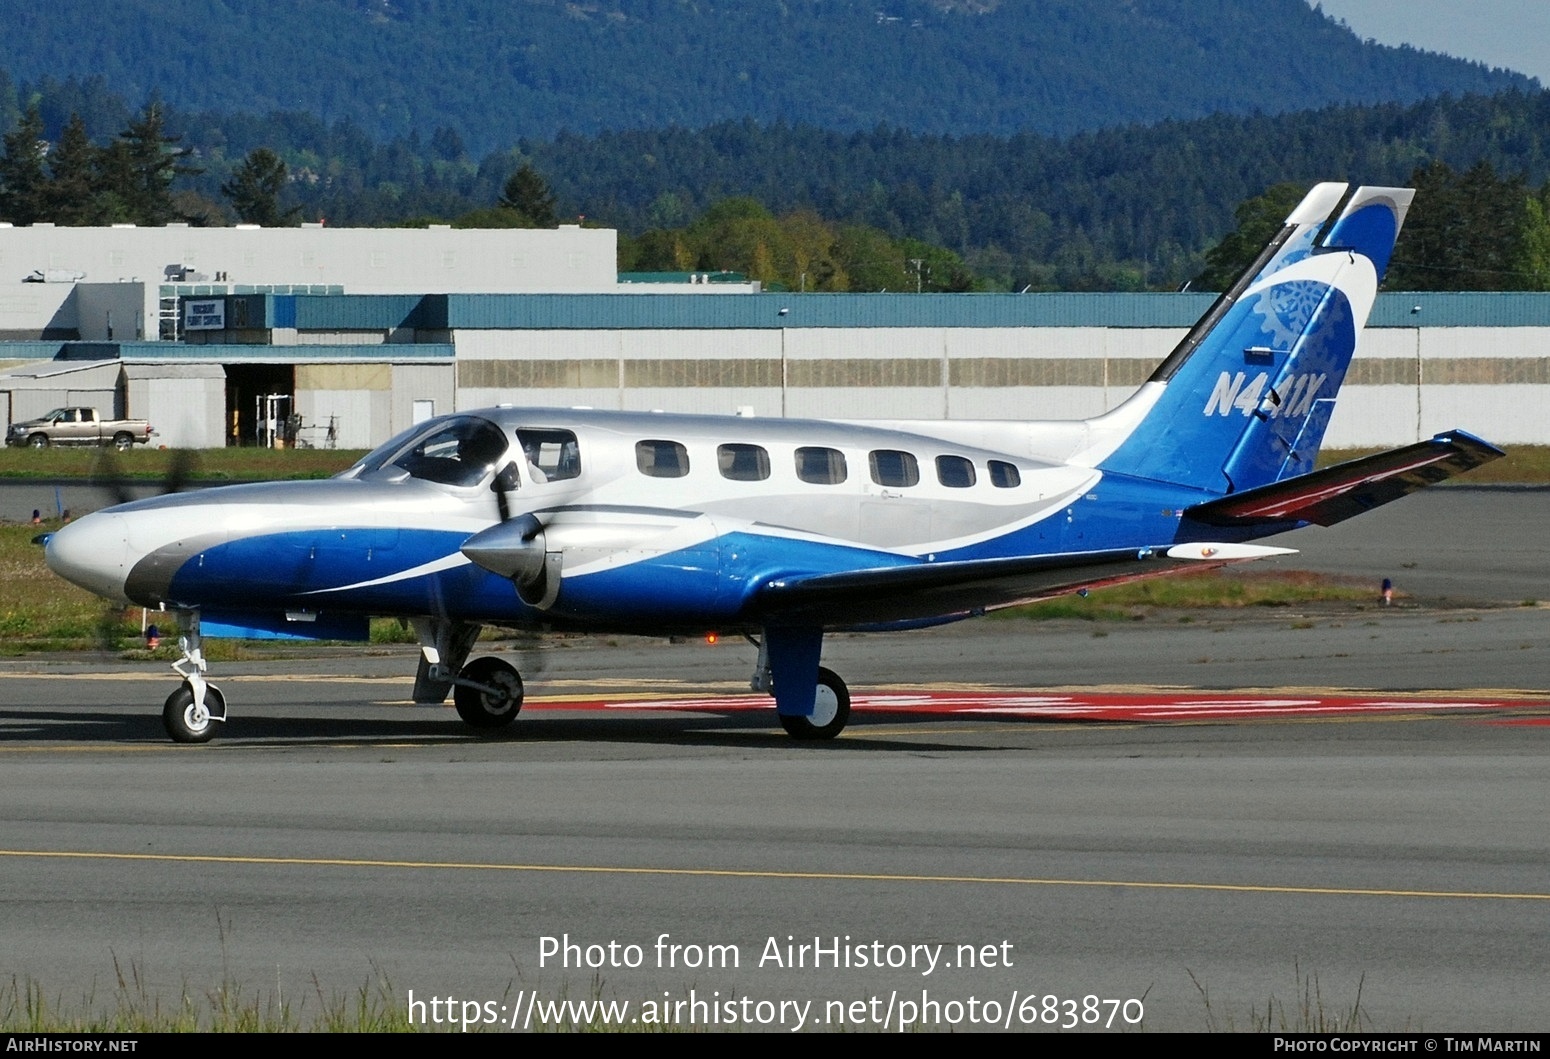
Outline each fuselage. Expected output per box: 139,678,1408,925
45,406,1247,635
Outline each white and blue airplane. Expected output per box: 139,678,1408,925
44,182,1502,743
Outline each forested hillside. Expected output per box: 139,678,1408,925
0,0,1532,150
8,79,1550,292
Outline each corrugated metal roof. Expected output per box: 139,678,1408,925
434,292,1223,330
0,342,65,359
1367,292,1550,327
292,295,427,330
122,364,227,379
2,359,119,381
3,342,454,364
288,291,1550,332
123,342,454,362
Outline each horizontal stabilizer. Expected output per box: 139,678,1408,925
756,543,1294,627
1184,430,1504,528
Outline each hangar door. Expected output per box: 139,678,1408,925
225,363,294,447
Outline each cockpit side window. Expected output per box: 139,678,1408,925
387,417,509,486
517,428,581,483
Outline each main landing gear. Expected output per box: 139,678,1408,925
412,618,524,732
777,667,851,740
162,611,226,743
750,630,851,740
452,656,524,728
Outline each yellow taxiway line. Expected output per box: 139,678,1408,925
0,847,1543,902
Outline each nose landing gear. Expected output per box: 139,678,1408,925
162,611,226,743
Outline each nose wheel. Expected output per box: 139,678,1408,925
163,682,226,743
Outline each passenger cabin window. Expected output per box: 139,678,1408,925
636,439,690,478
795,446,847,485
988,460,1022,488
389,416,508,487
936,455,976,488
516,428,581,482
869,449,919,488
718,443,770,482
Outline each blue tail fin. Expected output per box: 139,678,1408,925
1097,183,1413,495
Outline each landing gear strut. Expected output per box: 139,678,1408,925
752,630,851,740
163,610,226,743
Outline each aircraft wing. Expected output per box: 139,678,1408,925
753,542,1292,627
1185,430,1504,529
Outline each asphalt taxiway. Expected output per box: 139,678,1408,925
0,487,1545,1031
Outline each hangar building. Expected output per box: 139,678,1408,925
1,224,1546,451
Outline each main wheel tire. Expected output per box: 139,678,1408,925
112,432,134,451
778,666,850,740
28,433,48,449
454,656,523,729
163,683,224,743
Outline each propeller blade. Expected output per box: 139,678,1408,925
161,449,198,495
491,461,519,523
88,448,137,507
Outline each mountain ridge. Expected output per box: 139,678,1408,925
0,0,1533,151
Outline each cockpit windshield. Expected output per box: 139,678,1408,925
350,415,510,486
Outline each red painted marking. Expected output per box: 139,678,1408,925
524,690,1550,723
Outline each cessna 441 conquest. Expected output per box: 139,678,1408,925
44,182,1501,742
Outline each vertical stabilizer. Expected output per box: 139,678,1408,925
1095,184,1412,495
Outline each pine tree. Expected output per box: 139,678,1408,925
222,147,300,226
0,103,48,224
106,103,200,225
43,113,101,224
498,163,558,227
1388,160,1543,290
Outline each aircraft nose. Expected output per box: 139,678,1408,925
45,512,132,603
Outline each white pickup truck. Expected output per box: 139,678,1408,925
6,407,155,450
